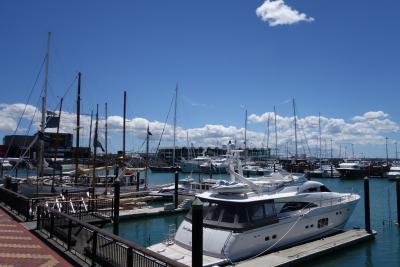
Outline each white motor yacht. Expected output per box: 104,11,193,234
149,170,359,266
385,166,400,181
180,156,211,173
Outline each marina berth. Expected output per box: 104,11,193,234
148,170,360,266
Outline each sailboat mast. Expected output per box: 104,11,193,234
385,137,389,166
51,97,63,192
274,105,278,158
293,98,298,159
39,32,51,177
244,109,248,163
396,142,398,161
145,124,150,189
318,112,322,167
88,110,93,153
74,72,81,184
173,84,178,166
123,91,126,161
266,113,270,150
92,104,99,197
104,102,108,195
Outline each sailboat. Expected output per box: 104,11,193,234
149,84,181,172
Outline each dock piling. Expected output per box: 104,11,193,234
364,177,371,233
174,171,179,209
136,172,140,192
113,177,120,236
396,179,400,225
192,198,203,267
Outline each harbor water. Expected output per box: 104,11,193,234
5,169,400,266
104,173,400,267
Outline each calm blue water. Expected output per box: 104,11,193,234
10,168,400,266
104,173,400,267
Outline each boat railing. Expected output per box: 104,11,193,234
37,205,187,267
278,194,358,221
317,194,357,208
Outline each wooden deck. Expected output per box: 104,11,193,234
236,229,376,267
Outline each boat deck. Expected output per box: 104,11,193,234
148,242,226,266
235,229,375,267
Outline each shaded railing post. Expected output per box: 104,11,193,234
396,179,400,225
36,205,41,230
113,177,120,236
192,198,203,267
127,246,133,267
364,177,371,233
174,171,179,209
67,219,72,250
136,172,140,192
91,231,97,267
50,212,55,238
79,201,82,220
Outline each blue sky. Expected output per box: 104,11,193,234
1,0,400,157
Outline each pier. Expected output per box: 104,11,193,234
236,229,376,267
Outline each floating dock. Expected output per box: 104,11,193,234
236,229,376,267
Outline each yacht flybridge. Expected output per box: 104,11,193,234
148,168,360,266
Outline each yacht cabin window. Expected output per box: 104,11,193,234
187,199,278,230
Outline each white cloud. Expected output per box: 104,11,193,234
1,103,399,156
256,0,314,27
352,111,389,122
248,111,399,149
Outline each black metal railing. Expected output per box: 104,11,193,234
37,206,187,267
0,186,33,220
45,198,113,223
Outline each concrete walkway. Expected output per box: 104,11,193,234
0,207,72,267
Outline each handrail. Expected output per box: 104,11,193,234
38,206,188,267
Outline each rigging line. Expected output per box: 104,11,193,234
156,93,175,153
3,56,46,160
50,74,78,113
20,88,43,157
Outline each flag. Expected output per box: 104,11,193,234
45,116,60,128
147,125,152,136
94,140,105,152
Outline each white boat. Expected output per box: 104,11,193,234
148,170,359,266
0,159,13,170
385,166,400,181
200,157,229,174
180,156,211,173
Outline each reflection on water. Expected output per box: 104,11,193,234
104,214,185,247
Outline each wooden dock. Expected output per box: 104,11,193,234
236,229,376,267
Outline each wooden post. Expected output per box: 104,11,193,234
127,247,133,267
113,177,120,236
36,205,41,230
67,219,72,250
364,177,371,233
192,198,203,267
396,179,400,225
91,231,97,267
50,212,55,238
174,171,179,209
136,172,140,192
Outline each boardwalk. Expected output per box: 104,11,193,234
0,207,72,267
